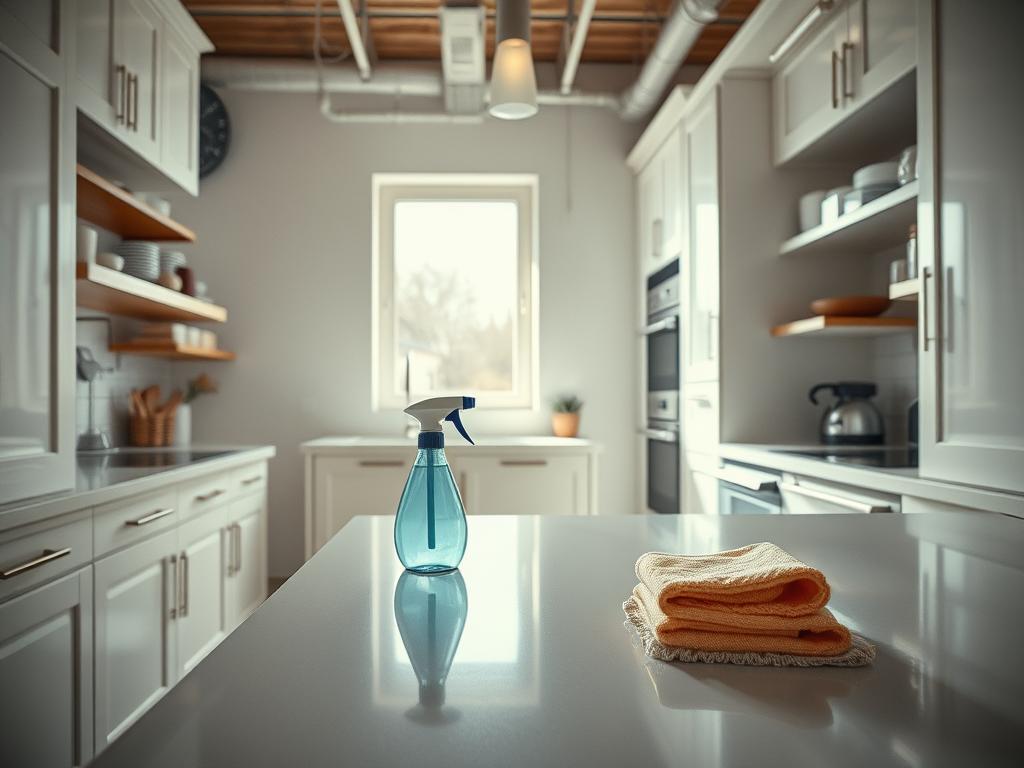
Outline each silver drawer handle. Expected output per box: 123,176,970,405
126,507,174,526
779,482,892,514
715,467,778,492
641,316,678,335
241,475,262,485
640,428,678,443
1,547,72,580
358,460,404,468
500,460,549,467
686,396,712,408
195,489,225,503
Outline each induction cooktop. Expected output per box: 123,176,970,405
775,446,919,469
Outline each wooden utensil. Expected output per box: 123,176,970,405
810,296,891,317
130,389,148,418
143,385,160,415
162,389,183,415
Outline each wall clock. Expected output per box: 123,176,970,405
199,84,230,178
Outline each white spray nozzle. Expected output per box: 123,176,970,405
404,396,476,444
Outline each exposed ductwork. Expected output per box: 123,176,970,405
618,0,722,121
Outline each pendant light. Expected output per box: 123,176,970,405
489,0,538,120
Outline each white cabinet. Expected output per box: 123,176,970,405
637,128,683,272
225,489,267,630
453,455,590,517
772,0,916,164
779,475,899,514
0,567,93,768
75,0,212,195
93,528,177,750
684,452,719,516
0,1,75,505
175,506,227,677
303,441,599,558
683,95,720,384
916,0,1024,495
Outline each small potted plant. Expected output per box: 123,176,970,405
175,373,218,446
551,394,583,438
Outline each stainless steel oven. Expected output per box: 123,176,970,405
717,463,782,515
643,261,681,515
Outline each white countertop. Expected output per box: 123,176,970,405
89,512,1023,767
719,443,1024,517
302,435,599,452
0,445,276,533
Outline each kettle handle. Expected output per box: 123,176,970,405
808,383,837,405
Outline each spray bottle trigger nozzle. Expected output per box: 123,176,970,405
445,410,474,445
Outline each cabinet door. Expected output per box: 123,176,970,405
93,529,177,750
684,96,720,384
76,0,119,128
115,0,160,159
176,507,227,678
454,455,588,516
0,567,93,768
846,0,915,106
686,468,719,516
771,6,848,164
312,455,411,554
638,158,662,267
226,491,267,629
917,0,1024,494
0,3,75,506
659,128,683,264
160,21,199,194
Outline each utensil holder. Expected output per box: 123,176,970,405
130,412,174,447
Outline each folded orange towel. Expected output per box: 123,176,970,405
635,542,830,618
632,543,852,657
632,582,852,656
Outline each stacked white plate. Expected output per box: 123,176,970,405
115,241,160,281
159,250,186,275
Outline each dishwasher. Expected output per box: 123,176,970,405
716,463,783,515
778,474,900,514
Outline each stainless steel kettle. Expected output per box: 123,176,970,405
809,382,885,445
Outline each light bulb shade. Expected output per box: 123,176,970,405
489,39,538,120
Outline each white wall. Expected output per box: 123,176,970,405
166,90,639,577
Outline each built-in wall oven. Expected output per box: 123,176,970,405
643,261,680,514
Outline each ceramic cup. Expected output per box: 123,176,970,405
76,224,98,263
798,190,827,232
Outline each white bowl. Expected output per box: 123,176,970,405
96,252,124,271
798,190,827,231
853,161,899,189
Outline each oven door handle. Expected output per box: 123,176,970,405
715,466,779,492
641,316,678,335
640,428,678,443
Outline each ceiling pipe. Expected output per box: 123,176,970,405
559,0,597,95
335,0,371,81
617,0,722,121
319,94,484,123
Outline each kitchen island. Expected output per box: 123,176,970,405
88,513,1023,768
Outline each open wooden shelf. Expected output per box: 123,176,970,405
889,278,920,301
771,316,917,338
77,262,227,322
780,181,918,258
77,164,196,242
109,341,236,361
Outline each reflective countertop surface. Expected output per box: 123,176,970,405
90,513,1024,768
75,449,236,491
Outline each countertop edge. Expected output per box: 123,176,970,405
0,445,277,534
300,436,601,452
718,443,1024,517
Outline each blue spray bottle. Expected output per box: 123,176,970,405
395,396,475,573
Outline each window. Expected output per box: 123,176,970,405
373,174,538,410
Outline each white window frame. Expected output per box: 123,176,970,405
372,173,539,411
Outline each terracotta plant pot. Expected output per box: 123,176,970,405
552,412,581,438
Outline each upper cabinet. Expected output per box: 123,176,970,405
637,127,683,273
917,0,1024,495
0,0,76,505
772,0,916,165
76,0,212,196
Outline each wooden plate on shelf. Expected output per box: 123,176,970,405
810,296,892,317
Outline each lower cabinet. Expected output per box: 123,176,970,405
176,506,227,677
0,567,94,768
93,528,177,750
452,455,590,517
225,490,267,629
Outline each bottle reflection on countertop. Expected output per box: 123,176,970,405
393,569,468,725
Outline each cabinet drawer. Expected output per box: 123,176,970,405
683,382,719,456
233,462,268,496
178,471,235,521
453,455,590,516
94,488,179,558
781,475,900,515
0,511,93,602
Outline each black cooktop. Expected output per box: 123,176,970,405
776,447,919,469
77,450,232,470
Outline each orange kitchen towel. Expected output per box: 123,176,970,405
631,582,852,656
635,543,831,618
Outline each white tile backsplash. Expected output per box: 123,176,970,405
76,312,176,446
870,332,918,444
